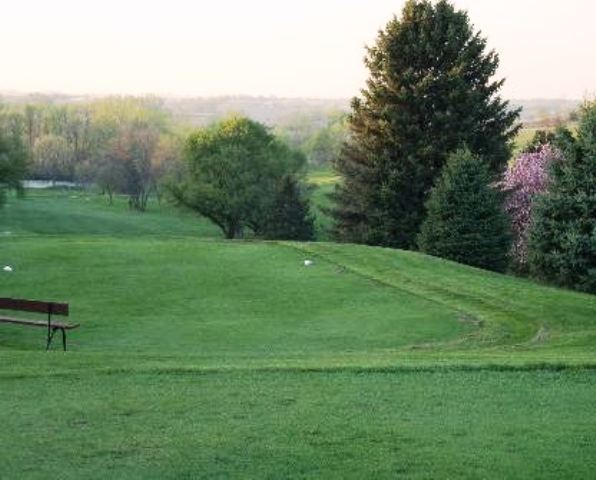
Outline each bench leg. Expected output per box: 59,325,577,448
46,327,57,351
45,327,68,352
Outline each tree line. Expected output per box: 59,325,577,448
0,98,315,239
331,0,595,293
0,95,343,216
0,97,181,210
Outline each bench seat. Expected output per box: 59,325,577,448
0,316,79,329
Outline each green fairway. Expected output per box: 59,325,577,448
0,237,464,355
1,191,595,479
1,189,220,237
308,169,337,240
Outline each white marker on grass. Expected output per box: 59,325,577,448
304,260,313,267
3,266,13,272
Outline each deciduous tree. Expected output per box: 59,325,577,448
170,117,308,239
501,145,563,268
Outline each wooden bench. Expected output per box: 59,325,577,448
0,297,79,351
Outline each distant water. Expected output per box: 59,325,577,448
22,180,80,189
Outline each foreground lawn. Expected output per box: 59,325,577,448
1,192,595,478
2,370,595,479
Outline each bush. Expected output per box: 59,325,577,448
418,149,510,272
262,175,315,241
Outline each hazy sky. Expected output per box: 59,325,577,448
2,0,594,99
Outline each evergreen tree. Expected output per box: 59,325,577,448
418,149,510,272
522,130,556,154
263,175,315,241
528,102,596,293
332,0,520,249
522,126,576,155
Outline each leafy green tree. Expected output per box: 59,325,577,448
0,108,28,206
528,101,596,293
170,117,307,239
263,175,315,241
418,149,510,272
332,0,520,249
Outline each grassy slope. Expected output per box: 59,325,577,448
1,190,595,479
0,237,463,357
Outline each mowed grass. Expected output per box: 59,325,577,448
0,237,463,356
1,189,220,237
2,370,595,480
308,169,337,240
1,191,596,479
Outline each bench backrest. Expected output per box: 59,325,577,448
0,297,69,316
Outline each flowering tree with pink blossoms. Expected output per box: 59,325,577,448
501,145,563,267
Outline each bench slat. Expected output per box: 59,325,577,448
0,316,79,329
0,297,69,315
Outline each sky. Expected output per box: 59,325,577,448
1,0,594,100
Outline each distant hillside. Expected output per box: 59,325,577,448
0,91,581,127
163,96,349,127
514,98,580,126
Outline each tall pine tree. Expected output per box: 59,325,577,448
332,0,520,249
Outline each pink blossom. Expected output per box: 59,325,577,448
500,145,563,265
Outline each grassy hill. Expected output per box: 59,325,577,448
1,189,595,479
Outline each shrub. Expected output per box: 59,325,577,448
263,175,315,241
418,149,510,272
